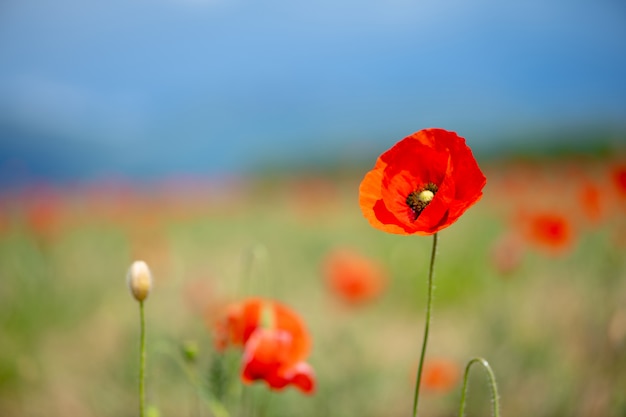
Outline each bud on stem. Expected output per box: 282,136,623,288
127,260,153,302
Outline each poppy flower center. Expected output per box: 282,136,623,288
406,183,439,220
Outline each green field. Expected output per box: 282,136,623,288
1,155,625,417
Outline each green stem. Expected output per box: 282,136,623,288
458,357,500,417
241,244,268,297
155,342,231,417
139,300,146,417
412,232,439,417
183,361,230,417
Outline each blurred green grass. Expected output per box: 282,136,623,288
1,159,625,417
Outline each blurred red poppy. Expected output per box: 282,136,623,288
578,181,604,224
214,298,310,354
24,191,64,243
322,248,387,305
359,128,486,235
419,358,460,392
241,328,315,394
520,212,574,254
213,297,315,394
611,164,626,199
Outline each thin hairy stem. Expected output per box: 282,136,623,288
458,357,500,417
412,232,439,417
139,301,146,417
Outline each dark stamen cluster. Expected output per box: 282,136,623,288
406,182,439,220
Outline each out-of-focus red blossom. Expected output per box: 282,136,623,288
578,181,604,224
490,233,525,276
24,191,65,244
420,358,460,392
214,298,310,354
611,164,626,199
322,248,387,305
213,297,315,394
519,211,575,254
214,301,252,350
241,328,315,394
359,128,486,235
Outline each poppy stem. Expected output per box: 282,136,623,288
457,357,500,417
154,341,230,417
139,300,146,417
241,244,269,296
412,232,438,417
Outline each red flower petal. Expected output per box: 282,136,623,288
241,328,316,394
359,160,409,234
284,362,316,394
241,329,290,383
213,298,311,362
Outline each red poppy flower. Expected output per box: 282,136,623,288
241,328,315,394
359,128,486,235
322,248,387,305
519,211,574,254
611,164,626,199
420,358,460,392
578,181,604,224
24,190,64,243
213,298,315,394
214,298,310,356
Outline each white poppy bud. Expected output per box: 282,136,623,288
127,260,152,302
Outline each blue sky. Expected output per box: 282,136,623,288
1,0,625,184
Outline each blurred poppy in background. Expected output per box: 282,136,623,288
611,164,626,200
419,358,460,393
322,247,387,305
241,328,315,394
518,211,575,255
359,128,486,235
578,180,605,225
23,189,65,245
